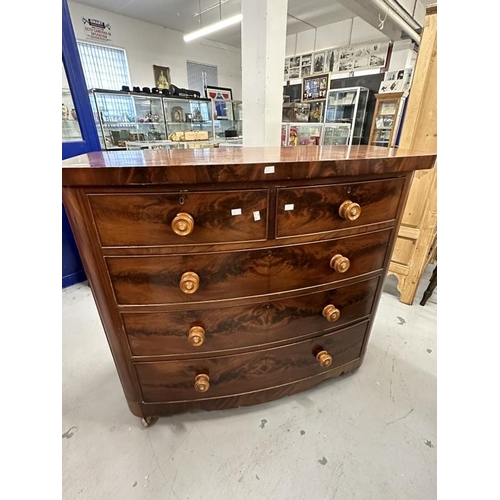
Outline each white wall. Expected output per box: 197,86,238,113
68,1,242,99
285,17,388,57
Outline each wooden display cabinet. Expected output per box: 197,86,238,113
368,92,406,148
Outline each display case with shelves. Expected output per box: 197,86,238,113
368,92,406,147
90,89,167,150
322,86,369,146
163,97,214,142
62,88,82,142
211,99,242,140
281,123,323,146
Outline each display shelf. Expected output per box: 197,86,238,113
322,87,369,146
62,88,82,142
281,123,323,146
90,89,167,149
211,99,243,140
368,92,406,148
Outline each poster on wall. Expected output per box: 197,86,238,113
82,17,112,42
302,73,330,102
378,68,413,94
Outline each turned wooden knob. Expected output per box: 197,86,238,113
316,350,333,368
194,374,210,393
188,326,205,346
330,254,350,273
179,272,200,294
323,304,341,322
171,212,194,236
339,200,361,220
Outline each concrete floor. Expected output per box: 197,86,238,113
62,264,436,500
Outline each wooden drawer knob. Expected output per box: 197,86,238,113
172,212,194,236
180,272,200,294
339,200,361,220
316,350,333,368
188,326,205,346
330,254,350,273
323,304,340,322
194,374,210,393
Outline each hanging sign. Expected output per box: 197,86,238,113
82,18,112,43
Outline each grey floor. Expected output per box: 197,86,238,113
62,264,437,500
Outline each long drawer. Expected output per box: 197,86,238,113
135,321,369,403
123,276,379,356
88,189,269,247
106,228,391,305
276,178,405,237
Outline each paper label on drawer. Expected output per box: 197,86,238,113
253,211,261,221
231,208,242,216
264,165,275,174
284,204,294,211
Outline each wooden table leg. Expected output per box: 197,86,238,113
420,265,437,306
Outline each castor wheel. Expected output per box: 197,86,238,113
141,416,158,428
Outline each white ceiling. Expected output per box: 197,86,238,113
73,0,434,48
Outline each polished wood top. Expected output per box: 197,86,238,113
62,146,436,186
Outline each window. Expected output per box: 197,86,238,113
187,61,218,97
77,41,131,90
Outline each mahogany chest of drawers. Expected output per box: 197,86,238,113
62,146,436,425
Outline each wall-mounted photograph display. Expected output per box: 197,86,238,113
301,54,312,67
313,52,325,73
287,56,301,79
284,40,391,81
302,73,330,102
301,65,311,77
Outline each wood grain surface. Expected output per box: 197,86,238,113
135,321,368,402
106,229,391,305
89,189,268,247
62,146,436,186
123,276,379,356
276,178,404,237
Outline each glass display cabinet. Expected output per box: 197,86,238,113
212,99,242,140
322,86,369,146
163,97,214,142
281,123,323,146
90,89,166,150
62,88,82,142
368,92,406,147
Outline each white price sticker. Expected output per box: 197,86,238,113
253,211,261,221
231,208,242,216
284,204,294,211
264,165,275,174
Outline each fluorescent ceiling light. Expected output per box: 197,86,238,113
183,13,242,42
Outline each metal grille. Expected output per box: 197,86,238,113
187,61,218,97
77,41,131,90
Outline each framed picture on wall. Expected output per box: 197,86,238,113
153,65,171,90
205,85,233,119
302,72,330,102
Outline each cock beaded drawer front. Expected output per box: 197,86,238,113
62,146,436,423
88,189,269,247
122,276,380,357
105,229,392,305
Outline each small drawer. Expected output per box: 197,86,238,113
135,321,369,402
88,189,268,247
106,229,390,305
276,178,405,237
122,276,379,356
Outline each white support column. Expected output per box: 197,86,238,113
241,0,288,147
